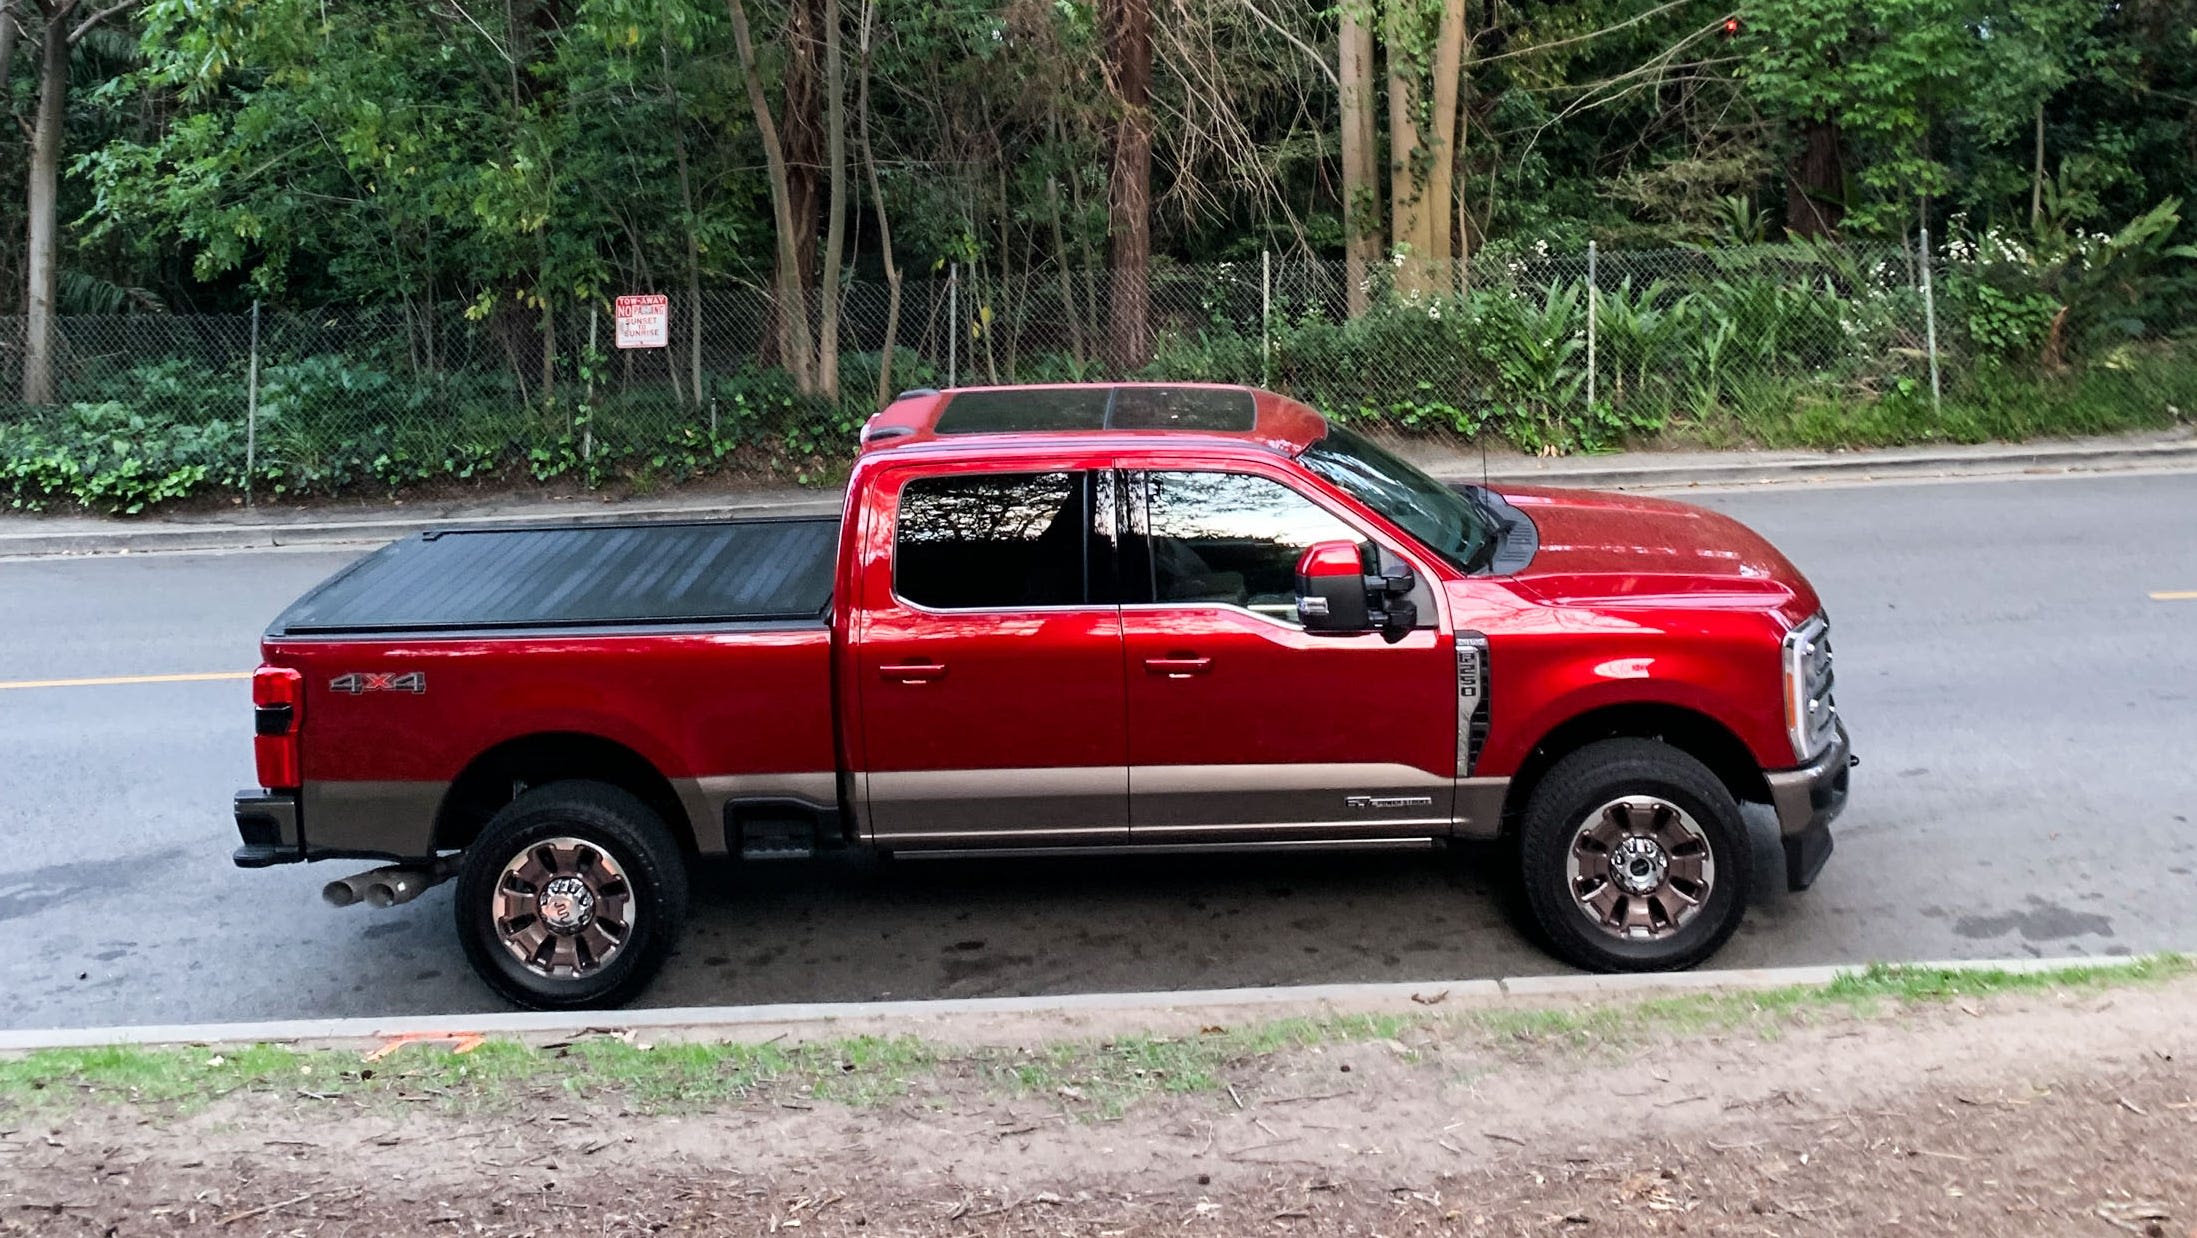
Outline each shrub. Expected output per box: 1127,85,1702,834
0,402,240,513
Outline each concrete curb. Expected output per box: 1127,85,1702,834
3,437,2191,559
0,956,2117,1053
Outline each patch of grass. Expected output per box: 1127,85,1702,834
1470,955,2191,1051
0,957,2180,1120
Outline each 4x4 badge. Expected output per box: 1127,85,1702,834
329,672,426,695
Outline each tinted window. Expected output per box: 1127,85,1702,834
1106,386,1257,431
1299,422,1494,572
932,386,1256,435
933,389,1110,435
895,472,1106,609
1133,472,1359,623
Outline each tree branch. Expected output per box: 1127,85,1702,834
1230,0,1336,90
1474,0,1693,66
68,0,132,45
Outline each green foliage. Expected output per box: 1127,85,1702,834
0,403,233,514
1943,196,2196,363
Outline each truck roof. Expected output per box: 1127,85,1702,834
857,383,1330,457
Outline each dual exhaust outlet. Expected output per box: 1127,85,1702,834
322,855,460,910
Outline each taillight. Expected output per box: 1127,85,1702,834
252,665,304,789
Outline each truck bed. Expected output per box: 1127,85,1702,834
269,517,840,636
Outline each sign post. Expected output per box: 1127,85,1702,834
613,294,669,350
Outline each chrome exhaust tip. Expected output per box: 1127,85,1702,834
323,858,458,910
363,871,425,908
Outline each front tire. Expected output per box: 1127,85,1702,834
1519,739,1750,972
454,780,689,1010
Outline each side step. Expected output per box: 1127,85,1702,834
729,797,842,861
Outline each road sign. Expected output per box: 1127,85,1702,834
614,294,669,349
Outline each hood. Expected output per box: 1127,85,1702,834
1492,485,1818,617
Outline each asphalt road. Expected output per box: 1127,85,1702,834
2,471,2192,1029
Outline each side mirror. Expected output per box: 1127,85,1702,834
1296,540,1418,641
1295,540,1373,632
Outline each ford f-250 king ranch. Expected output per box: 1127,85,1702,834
232,383,1851,1009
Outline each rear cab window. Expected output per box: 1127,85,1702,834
892,471,1115,609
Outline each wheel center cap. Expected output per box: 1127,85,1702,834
1610,835,1668,895
537,875,596,933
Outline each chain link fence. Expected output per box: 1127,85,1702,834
0,241,2187,510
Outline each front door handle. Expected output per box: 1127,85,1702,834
1143,656,1212,678
879,661,947,683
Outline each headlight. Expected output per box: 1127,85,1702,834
1783,613,1837,761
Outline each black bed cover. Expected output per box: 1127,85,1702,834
269,517,841,636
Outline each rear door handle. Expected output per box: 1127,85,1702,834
878,661,947,683
1143,656,1212,678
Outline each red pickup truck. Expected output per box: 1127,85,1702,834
232,383,1849,1008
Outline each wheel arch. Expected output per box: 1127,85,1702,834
1501,702,1770,832
432,732,697,856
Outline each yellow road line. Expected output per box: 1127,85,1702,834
2152,591,2197,601
0,671,251,691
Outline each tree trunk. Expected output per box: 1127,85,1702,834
725,0,819,392
815,0,847,401
0,1,20,111
857,0,900,406
664,48,705,408
2029,102,2045,231
1046,178,1085,367
539,291,556,405
1424,0,1466,273
1785,117,1846,239
1337,2,1378,316
21,10,69,404
778,0,823,359
1454,75,1473,293
1102,0,1151,373
1385,0,1431,293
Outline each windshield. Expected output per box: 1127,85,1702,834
1298,422,1497,573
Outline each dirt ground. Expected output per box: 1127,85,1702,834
4,981,2194,1237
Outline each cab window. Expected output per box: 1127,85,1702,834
893,471,1112,609
1126,471,1359,624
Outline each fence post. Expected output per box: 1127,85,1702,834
947,263,959,389
244,300,261,507
583,305,597,462
1261,250,1272,389
1918,224,1943,418
1585,241,1598,413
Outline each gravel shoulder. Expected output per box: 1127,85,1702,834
3,970,2193,1236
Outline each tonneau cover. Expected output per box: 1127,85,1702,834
271,517,839,636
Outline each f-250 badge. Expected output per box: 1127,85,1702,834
329,672,426,695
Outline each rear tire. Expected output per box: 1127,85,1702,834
454,780,689,1010
1519,739,1749,973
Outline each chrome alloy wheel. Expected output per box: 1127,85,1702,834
491,837,636,978
1563,797,1716,941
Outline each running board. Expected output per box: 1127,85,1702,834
891,837,1440,861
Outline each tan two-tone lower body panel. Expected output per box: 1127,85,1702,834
856,763,1508,850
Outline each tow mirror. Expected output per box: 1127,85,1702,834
1296,540,1372,631
1295,540,1418,642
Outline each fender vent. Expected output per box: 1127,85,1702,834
1457,632,1491,775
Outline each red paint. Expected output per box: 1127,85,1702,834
264,629,837,785
1296,540,1363,579
267,383,1828,837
